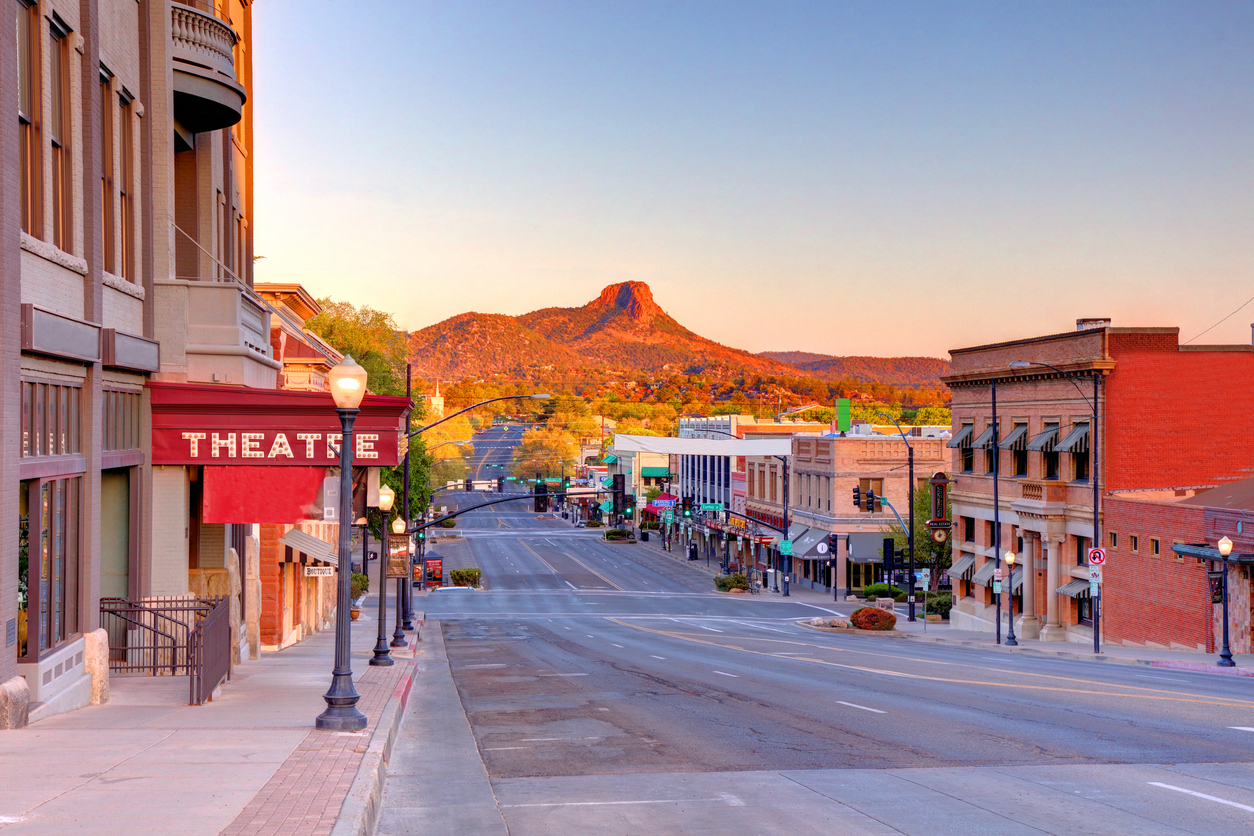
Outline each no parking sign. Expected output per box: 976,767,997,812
1088,547,1106,566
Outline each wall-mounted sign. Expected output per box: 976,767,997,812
304,566,335,577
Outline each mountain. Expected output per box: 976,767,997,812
408,282,797,380
758,351,950,386
406,282,947,386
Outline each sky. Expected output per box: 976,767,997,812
251,1,1254,358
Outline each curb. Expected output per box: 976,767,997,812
330,661,416,836
898,632,1251,676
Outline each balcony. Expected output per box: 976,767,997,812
154,278,280,388
171,1,246,136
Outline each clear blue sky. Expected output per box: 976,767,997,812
252,1,1254,358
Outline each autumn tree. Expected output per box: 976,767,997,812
306,298,408,396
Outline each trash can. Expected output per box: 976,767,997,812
641,531,649,542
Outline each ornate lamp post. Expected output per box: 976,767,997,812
390,515,408,648
1004,551,1018,646
1217,536,1235,667
370,483,396,666
316,356,369,731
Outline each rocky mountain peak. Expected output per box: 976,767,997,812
589,281,662,322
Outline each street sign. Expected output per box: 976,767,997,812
992,580,1002,594
654,499,677,508
1088,565,1102,582
1088,547,1106,566
816,542,829,555
1089,580,1100,597
780,540,794,556
993,568,1004,582
663,511,673,522
700,503,724,511
920,568,931,585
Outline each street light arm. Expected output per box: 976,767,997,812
409,394,548,437
877,412,913,452
1010,361,1096,411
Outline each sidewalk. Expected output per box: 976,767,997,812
0,595,418,836
632,532,1254,677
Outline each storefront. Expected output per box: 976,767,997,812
148,382,411,659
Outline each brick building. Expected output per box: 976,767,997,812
945,319,1254,644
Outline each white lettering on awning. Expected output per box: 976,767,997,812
268,432,294,458
241,432,264,458
211,432,236,458
297,432,321,458
182,432,206,457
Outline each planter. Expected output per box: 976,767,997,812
350,607,361,621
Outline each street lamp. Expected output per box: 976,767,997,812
390,512,408,649
1217,536,1235,667
316,356,369,731
1009,359,1102,653
1004,551,1018,646
370,483,396,666
879,412,917,622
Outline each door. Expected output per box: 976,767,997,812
100,470,131,600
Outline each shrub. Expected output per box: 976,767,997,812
860,583,906,602
605,528,629,540
439,518,457,528
585,519,603,528
852,607,897,631
350,572,369,600
449,567,481,587
714,573,750,592
640,521,661,530
924,592,953,619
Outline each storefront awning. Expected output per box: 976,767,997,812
792,527,831,558
202,466,327,524
946,425,974,448
972,425,996,449
148,381,412,467
1056,578,1091,598
1055,422,1090,454
282,528,337,567
998,424,1029,451
971,560,996,587
602,454,618,464
1026,425,1060,452
949,553,976,578
640,466,671,479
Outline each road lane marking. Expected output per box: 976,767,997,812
486,747,530,751
1135,674,1188,682
565,581,577,589
730,620,794,634
651,655,666,660
523,737,603,741
502,796,744,809
537,673,587,677
461,664,508,669
713,671,739,678
612,643,624,648
557,545,626,591
607,619,1254,708
837,701,886,714
1148,783,1254,813
1229,726,1254,732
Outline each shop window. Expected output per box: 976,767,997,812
21,381,81,457
963,517,975,543
19,476,81,660
103,390,142,451
1077,595,1093,626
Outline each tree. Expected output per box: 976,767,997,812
883,486,951,591
306,298,408,396
512,425,578,479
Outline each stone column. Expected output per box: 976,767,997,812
1018,532,1040,639
1040,534,1066,641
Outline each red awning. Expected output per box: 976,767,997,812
201,466,326,524
149,381,411,466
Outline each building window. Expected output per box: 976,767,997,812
104,390,142,451
1109,531,1118,550
1044,448,1059,479
17,0,40,236
963,517,975,543
118,95,135,280
1129,535,1139,553
100,74,115,273
858,478,883,501
22,381,82,458
1077,595,1093,626
1076,535,1089,566
1151,538,1160,557
1014,447,1028,478
49,24,71,251
961,445,974,472
747,468,754,498
984,445,996,475
1073,447,1090,481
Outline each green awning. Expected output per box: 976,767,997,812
640,467,672,479
598,500,612,512
602,454,618,464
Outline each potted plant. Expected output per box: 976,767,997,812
349,572,369,620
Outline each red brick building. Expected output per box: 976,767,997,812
945,320,1254,646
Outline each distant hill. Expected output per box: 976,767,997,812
757,351,950,386
408,282,798,380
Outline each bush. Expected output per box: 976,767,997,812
350,572,369,600
640,521,661,530
605,528,629,541
438,518,457,528
449,567,481,587
924,592,953,619
861,583,906,602
851,607,897,631
585,519,603,528
714,573,750,592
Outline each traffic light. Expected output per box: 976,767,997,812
464,477,472,492
416,530,425,541
864,489,881,513
883,537,896,579
534,473,549,512
852,485,861,509
497,476,504,493
682,496,693,518
611,473,626,515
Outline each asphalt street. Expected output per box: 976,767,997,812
379,426,1254,835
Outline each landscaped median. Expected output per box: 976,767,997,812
602,528,637,544
798,607,904,635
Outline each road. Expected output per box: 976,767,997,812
379,428,1254,835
